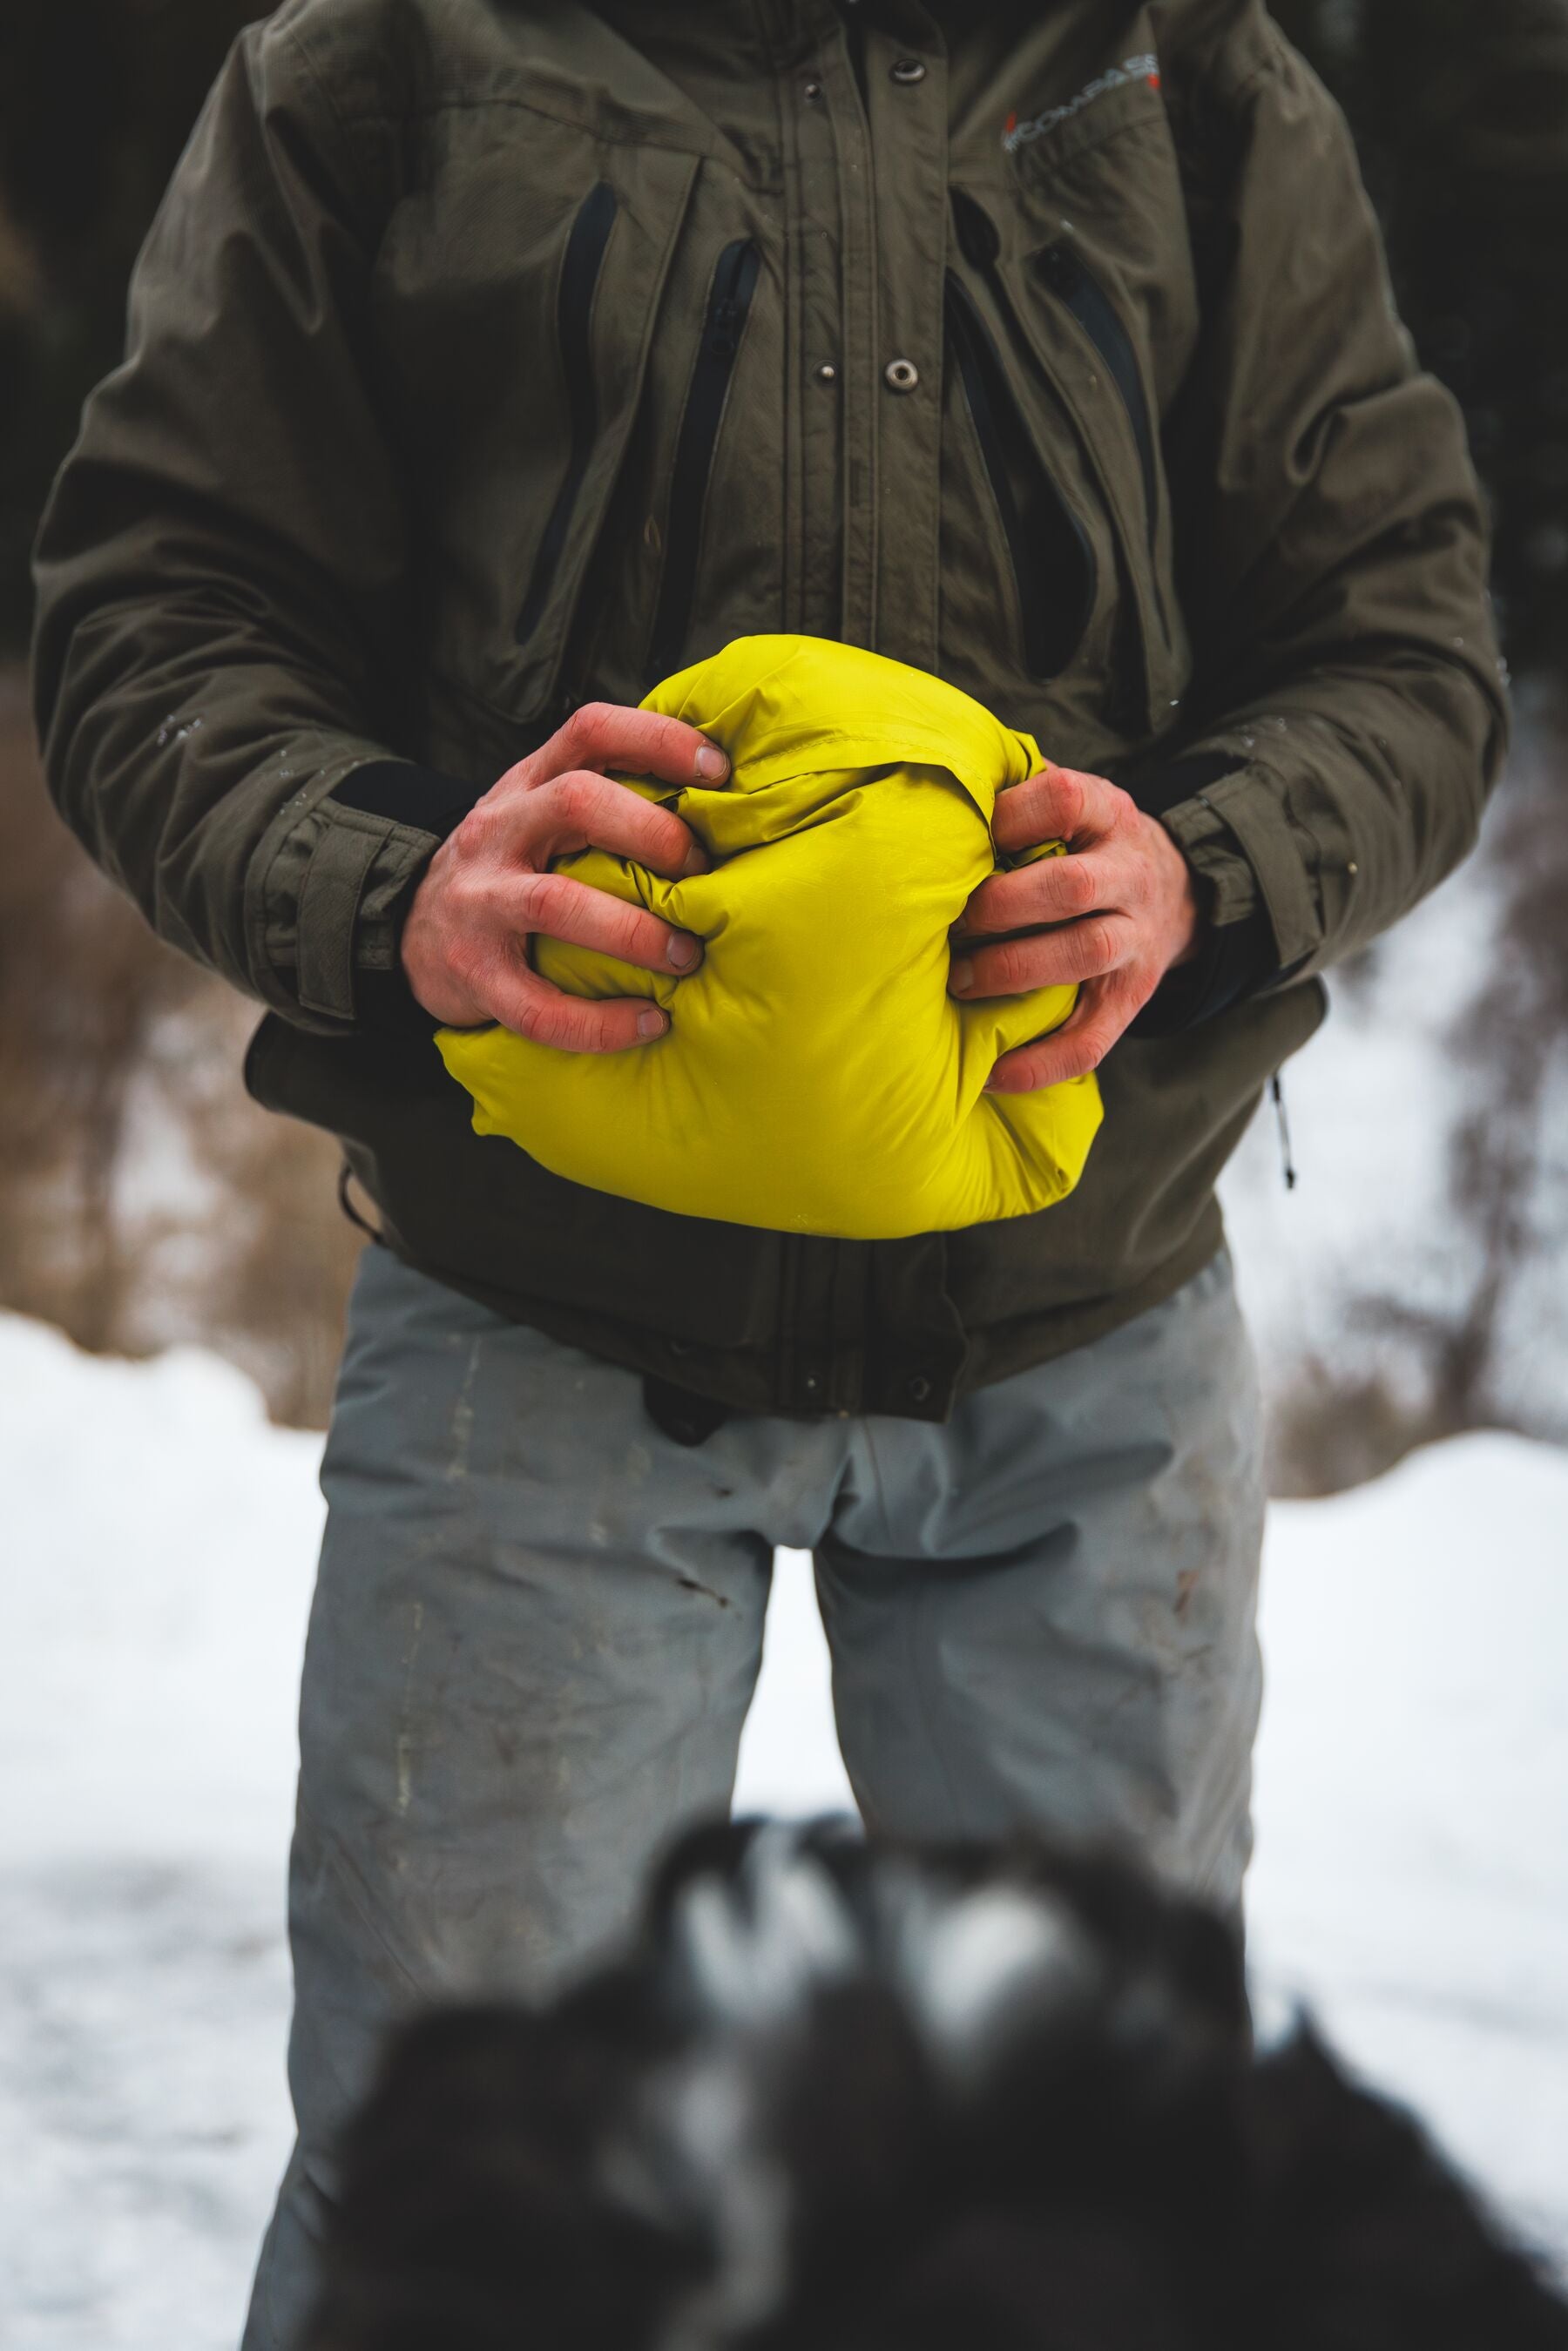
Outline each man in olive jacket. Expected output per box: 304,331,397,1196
31,0,1504,2339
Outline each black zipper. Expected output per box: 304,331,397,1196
516,182,618,646
945,274,1096,681
1033,239,1166,631
646,238,760,684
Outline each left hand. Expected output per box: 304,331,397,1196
949,763,1202,1093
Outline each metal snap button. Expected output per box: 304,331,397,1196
890,57,927,84
883,357,920,393
906,1373,934,1403
803,78,825,103
814,361,838,385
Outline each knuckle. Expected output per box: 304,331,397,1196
1060,858,1096,915
610,904,651,960
514,989,565,1046
527,1003,568,1049
562,700,612,760
996,941,1034,993
1052,772,1085,832
571,1003,614,1052
1084,916,1119,976
492,753,538,799
455,801,502,861
510,868,554,929
503,991,543,1042
648,712,688,755
551,770,600,830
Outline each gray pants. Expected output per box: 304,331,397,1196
242,1240,1264,2348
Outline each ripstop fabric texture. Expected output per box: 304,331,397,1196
435,637,1103,1238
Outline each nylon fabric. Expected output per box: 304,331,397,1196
435,637,1104,1238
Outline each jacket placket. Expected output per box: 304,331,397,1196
760,0,963,1420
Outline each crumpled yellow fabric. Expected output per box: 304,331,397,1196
436,636,1103,1238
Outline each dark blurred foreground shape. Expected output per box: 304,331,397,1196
305,1820,1568,2351
1,0,1567,1464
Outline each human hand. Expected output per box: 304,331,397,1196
949,763,1201,1092
401,702,727,1046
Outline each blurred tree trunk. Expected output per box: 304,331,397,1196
0,665,361,1424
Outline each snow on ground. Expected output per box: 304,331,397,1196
1217,719,1568,1447
3,1312,1566,2348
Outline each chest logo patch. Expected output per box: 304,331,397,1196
1004,54,1161,153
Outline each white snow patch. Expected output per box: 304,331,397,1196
3,1314,1565,2346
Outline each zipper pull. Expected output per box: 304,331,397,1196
1270,1071,1297,1192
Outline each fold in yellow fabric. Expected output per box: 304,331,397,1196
435,636,1103,1237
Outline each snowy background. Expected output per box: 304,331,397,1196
5,3,1568,2337
4,720,1567,2347
4,1294,1567,2350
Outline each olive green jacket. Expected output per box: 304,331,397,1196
31,0,1507,1422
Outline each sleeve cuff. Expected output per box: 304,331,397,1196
248,756,484,1033
1128,757,1281,1036
325,760,485,1033
1131,897,1277,1036
329,758,485,841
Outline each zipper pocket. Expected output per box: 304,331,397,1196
1032,240,1167,633
944,274,1096,681
646,238,760,684
516,182,619,646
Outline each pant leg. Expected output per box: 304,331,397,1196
241,1246,780,2351
814,1249,1265,1908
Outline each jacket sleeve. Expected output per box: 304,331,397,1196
1144,6,1510,1017
29,11,475,1035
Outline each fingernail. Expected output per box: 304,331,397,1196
666,932,701,972
950,959,974,995
695,743,728,780
637,1008,668,1038
680,840,709,877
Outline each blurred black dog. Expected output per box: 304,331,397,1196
307,1821,1568,2351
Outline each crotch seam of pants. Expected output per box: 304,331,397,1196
296,1804,425,2005
848,1414,902,1557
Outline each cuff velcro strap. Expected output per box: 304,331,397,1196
296,820,389,1020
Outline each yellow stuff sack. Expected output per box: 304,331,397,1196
436,636,1103,1238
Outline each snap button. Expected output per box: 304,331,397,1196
890,57,927,84
1036,243,1077,294
906,1372,934,1404
814,361,838,385
803,78,824,103
883,357,920,394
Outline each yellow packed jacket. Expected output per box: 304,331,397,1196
436,637,1103,1239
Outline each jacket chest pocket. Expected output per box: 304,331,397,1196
375,125,699,732
1004,96,1200,733
948,69,1199,733
645,234,763,684
947,185,1183,739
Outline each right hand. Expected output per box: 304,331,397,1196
401,701,727,1048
